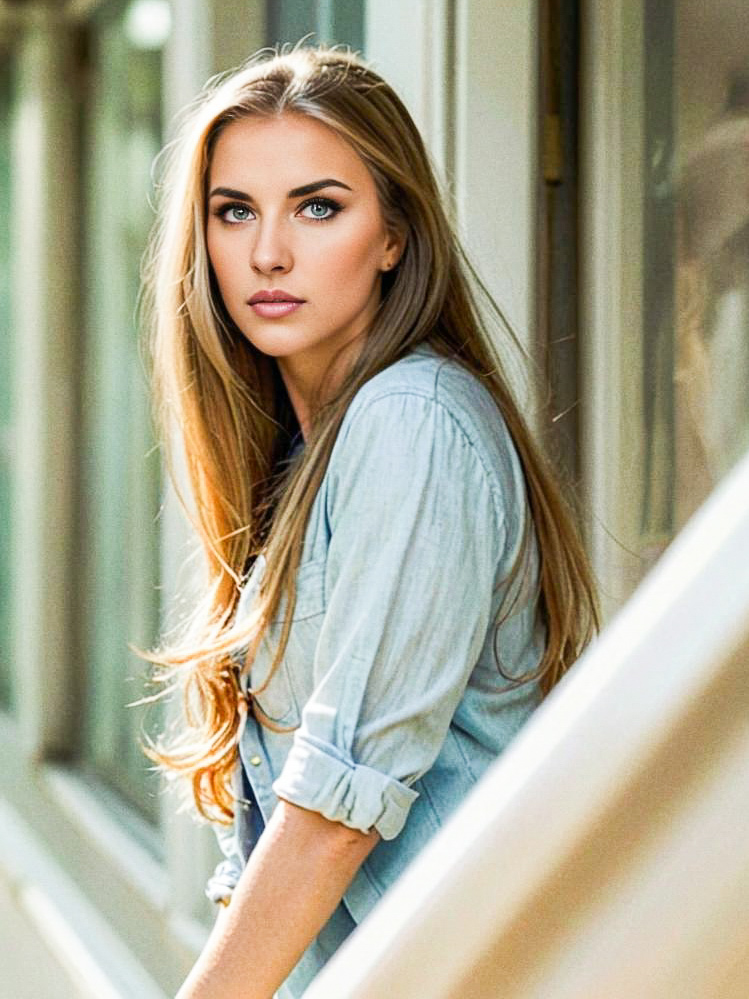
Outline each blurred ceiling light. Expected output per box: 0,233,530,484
124,0,172,51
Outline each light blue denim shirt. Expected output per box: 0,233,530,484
205,344,545,997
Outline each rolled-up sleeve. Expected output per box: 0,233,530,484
205,818,243,904
272,389,506,840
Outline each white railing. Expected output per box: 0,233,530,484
304,448,749,999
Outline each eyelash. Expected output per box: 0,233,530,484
213,196,343,225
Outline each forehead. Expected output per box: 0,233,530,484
208,113,372,189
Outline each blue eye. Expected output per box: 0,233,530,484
298,197,342,221
216,203,252,223
212,197,342,224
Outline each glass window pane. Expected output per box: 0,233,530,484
643,0,749,532
267,0,317,46
80,0,168,824
267,0,365,51
0,55,15,712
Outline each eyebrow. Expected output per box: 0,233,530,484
208,178,353,201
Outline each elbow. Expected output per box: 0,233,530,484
277,798,380,865
327,819,380,857
318,819,380,875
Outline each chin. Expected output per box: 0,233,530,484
239,329,310,359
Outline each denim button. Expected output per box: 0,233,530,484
249,755,262,766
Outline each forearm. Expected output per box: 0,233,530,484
177,800,379,999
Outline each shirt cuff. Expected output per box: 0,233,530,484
272,733,419,841
205,856,243,905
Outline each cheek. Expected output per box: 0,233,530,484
317,220,384,286
207,237,240,299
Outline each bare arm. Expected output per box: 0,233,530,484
176,800,379,999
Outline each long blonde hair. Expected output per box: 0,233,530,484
142,46,598,823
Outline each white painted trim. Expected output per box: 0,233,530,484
0,800,167,999
364,0,451,179
579,0,649,615
453,0,538,358
162,0,213,125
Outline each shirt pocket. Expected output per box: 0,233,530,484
250,557,326,728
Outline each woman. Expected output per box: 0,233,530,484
143,45,597,999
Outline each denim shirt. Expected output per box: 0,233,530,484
205,344,545,996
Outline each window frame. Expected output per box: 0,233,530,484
580,0,663,617
453,0,539,367
77,0,166,822
0,40,16,712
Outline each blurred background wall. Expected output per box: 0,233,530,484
0,1,747,995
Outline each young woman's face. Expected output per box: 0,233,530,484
206,113,400,384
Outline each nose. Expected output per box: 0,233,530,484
250,217,293,275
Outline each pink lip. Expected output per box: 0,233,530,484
248,289,305,304
248,289,305,319
250,301,303,318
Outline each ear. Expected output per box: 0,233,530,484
380,226,407,272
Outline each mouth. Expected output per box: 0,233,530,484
248,290,305,305
248,289,306,319
249,301,304,318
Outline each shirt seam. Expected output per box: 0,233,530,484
342,378,508,530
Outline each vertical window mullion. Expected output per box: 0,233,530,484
11,15,79,755
453,1,539,410
80,1,166,824
0,51,15,713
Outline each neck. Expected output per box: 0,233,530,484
276,338,365,441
